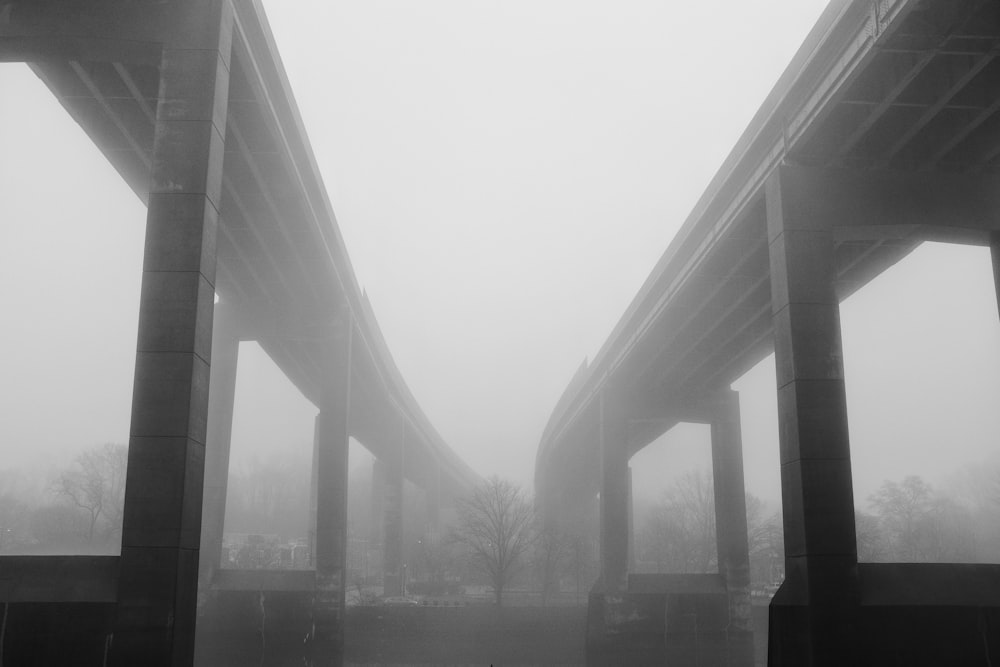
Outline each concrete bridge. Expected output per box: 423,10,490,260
0,1,478,665
535,0,1000,664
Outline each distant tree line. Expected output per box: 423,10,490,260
633,464,1000,592
16,446,994,604
0,442,127,554
445,475,598,606
856,474,986,563
0,444,318,554
224,453,311,540
392,463,1000,607
634,470,784,588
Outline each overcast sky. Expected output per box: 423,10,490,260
3,0,1000,511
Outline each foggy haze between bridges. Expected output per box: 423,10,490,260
3,0,1000,511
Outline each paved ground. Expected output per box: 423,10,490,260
753,604,770,666
345,605,588,666
197,601,772,665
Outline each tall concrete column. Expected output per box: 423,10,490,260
112,3,232,665
370,459,385,548
198,303,240,586
383,416,406,597
309,428,319,567
599,389,629,593
709,389,753,666
627,467,636,574
425,465,442,535
311,312,352,660
990,232,1000,319
313,403,349,653
766,165,859,664
535,462,566,539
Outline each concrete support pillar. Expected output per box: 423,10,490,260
112,4,232,665
709,389,754,666
425,466,441,535
309,429,319,567
990,232,1000,319
535,470,561,538
313,403,349,653
198,303,239,586
599,389,629,593
766,165,859,664
627,467,636,574
370,459,385,548
383,417,405,597
310,312,352,661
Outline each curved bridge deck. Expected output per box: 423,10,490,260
536,1,1000,664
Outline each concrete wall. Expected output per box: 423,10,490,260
195,598,586,666
0,602,116,666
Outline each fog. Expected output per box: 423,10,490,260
3,0,1000,519
6,3,1000,665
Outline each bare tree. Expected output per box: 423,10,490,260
533,522,570,605
452,476,535,606
869,475,934,561
868,475,976,562
31,504,90,550
639,470,716,574
855,509,889,562
53,443,127,542
557,524,596,603
0,495,30,552
417,531,458,586
225,453,310,539
745,495,785,589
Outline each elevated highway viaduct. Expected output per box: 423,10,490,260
0,1,479,665
535,0,1000,664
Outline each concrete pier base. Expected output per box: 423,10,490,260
768,563,1000,666
195,576,346,667
586,574,753,667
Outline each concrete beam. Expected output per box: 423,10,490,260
0,0,237,64
774,166,1000,244
0,2,161,64
0,556,118,603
